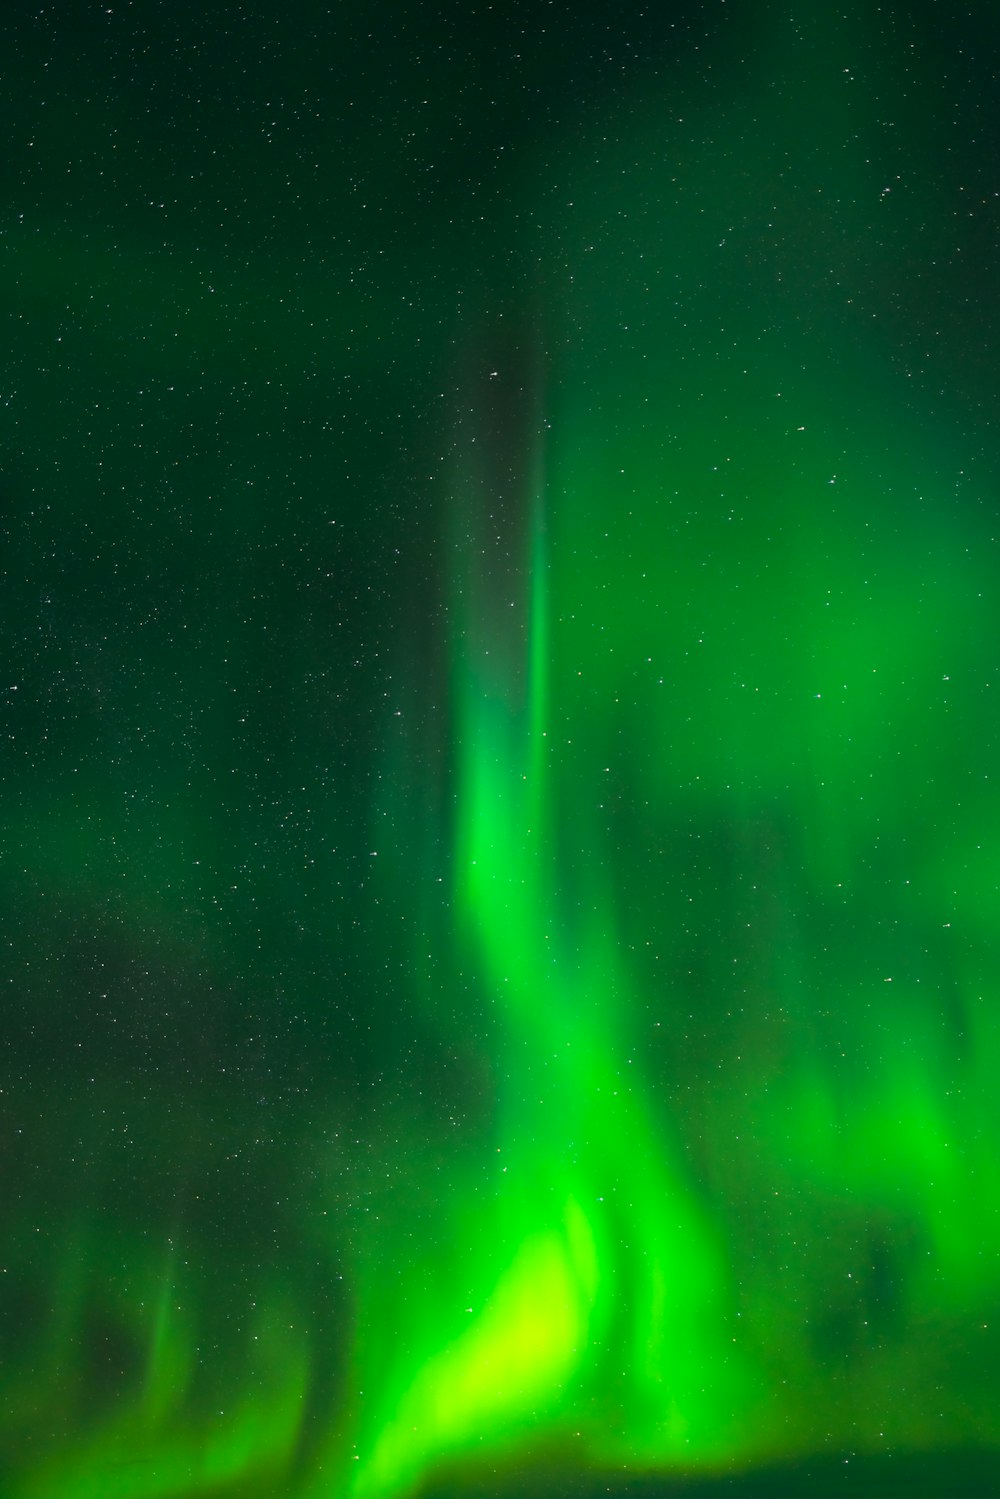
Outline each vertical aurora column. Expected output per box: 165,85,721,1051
343,342,754,1499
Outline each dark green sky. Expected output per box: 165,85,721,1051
4,4,1000,1497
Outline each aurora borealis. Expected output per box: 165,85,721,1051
5,2,1000,1495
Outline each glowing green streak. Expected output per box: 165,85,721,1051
527,451,549,830
14,12,1000,1495
347,389,755,1499
352,1200,599,1499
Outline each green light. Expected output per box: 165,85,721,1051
8,8,1000,1497
351,1199,598,1499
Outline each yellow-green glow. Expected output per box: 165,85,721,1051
352,1199,598,1499
341,368,761,1498
8,6,1000,1498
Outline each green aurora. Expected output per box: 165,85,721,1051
4,3,1000,1497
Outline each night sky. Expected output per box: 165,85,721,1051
5,3,1000,1497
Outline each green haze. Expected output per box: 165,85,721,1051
4,4,1000,1498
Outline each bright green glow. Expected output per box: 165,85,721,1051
339,15,1000,1488
8,7,1000,1498
351,1199,598,1499
345,393,760,1498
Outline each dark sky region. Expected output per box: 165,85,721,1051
4,4,1000,1498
